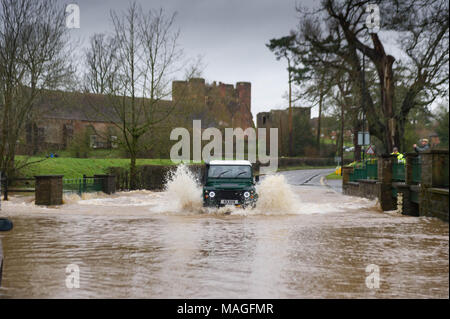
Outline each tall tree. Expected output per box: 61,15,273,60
269,0,449,153
0,0,73,175
84,34,119,95
266,35,297,157
434,103,449,148
84,3,200,189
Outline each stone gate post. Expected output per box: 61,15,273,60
35,175,63,205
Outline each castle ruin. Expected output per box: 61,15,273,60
17,78,255,158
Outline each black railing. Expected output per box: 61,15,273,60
62,175,103,195
1,176,35,200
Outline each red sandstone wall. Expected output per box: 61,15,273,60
172,78,254,129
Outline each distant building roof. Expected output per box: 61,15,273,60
33,89,172,123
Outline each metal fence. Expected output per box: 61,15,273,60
0,175,35,200
412,157,421,184
63,176,103,195
349,158,425,185
392,162,406,181
349,160,378,182
366,162,378,180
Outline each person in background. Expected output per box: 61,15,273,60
391,146,405,163
413,138,430,153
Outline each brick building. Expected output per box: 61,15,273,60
256,107,312,157
18,78,255,156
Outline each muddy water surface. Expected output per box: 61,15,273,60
0,169,448,298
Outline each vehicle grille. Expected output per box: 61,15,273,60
216,190,242,200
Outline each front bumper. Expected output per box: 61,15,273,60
203,190,258,208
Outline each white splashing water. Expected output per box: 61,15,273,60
162,167,304,215
63,192,106,204
164,165,203,211
253,174,300,214
1,166,375,217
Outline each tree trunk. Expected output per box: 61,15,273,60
353,120,362,162
316,89,323,154
370,34,397,153
129,135,138,190
340,100,344,170
129,154,137,190
379,56,396,152
288,66,293,157
279,117,284,156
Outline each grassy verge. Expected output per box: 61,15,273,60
15,155,339,179
16,156,175,179
326,172,343,180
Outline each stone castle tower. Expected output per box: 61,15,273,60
172,78,254,129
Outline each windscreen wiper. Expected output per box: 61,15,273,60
216,170,230,178
234,171,248,177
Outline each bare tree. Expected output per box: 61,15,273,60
0,0,74,175
84,34,119,94
84,2,200,189
270,0,449,153
267,35,296,157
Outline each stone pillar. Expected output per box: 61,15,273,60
94,175,116,194
35,175,63,205
419,150,449,219
399,153,420,216
420,150,449,188
342,166,353,195
376,154,395,211
395,182,419,216
377,154,394,183
342,166,353,185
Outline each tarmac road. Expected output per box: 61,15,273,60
277,168,342,193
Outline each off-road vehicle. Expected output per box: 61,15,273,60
202,160,258,208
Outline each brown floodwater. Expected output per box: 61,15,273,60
0,170,448,298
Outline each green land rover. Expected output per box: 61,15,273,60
202,160,259,208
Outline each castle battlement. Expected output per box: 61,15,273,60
172,77,251,111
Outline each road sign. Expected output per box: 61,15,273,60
358,131,370,145
334,156,341,165
366,145,375,155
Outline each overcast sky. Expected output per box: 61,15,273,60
60,0,446,122
61,0,317,120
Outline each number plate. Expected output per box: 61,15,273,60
220,199,238,205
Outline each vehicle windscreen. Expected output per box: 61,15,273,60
208,165,252,178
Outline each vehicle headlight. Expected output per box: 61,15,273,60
209,191,215,198
244,191,250,198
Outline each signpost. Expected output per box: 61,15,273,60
357,132,370,145
334,156,341,166
358,131,370,161
366,145,375,155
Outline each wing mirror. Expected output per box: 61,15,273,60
254,175,260,183
0,218,13,232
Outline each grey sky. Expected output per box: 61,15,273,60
62,0,446,121
62,0,313,120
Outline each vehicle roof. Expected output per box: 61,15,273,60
208,160,252,166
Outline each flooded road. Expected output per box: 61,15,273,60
0,168,448,298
